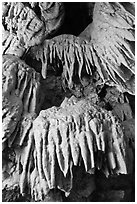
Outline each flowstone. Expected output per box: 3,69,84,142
2,2,135,202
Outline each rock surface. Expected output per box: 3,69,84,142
2,2,135,202
2,2,64,57
32,96,128,200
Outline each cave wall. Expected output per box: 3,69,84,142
2,2,135,202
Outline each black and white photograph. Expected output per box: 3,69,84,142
2,2,135,202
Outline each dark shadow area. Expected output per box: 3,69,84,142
54,2,94,37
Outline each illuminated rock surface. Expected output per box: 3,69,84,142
2,2,135,202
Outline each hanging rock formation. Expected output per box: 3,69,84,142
2,2,135,202
2,2,64,57
2,55,42,191
32,96,128,200
31,2,135,95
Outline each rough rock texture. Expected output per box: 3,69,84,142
32,96,128,200
2,55,42,113
2,2,64,57
2,2,135,202
32,2,135,95
2,55,42,195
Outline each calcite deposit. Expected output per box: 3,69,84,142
33,2,135,94
2,2,64,57
33,97,127,193
2,2,135,202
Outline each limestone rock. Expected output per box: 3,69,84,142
2,2,135,202
2,55,43,198
2,2,64,57
3,55,42,114
33,2,135,94
32,96,128,199
2,93,23,149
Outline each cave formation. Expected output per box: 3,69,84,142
2,2,135,202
